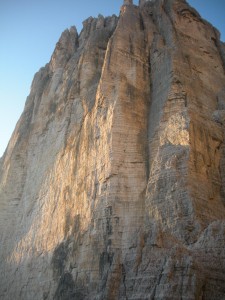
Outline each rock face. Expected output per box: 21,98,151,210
0,0,225,299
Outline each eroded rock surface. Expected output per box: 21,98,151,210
0,1,225,299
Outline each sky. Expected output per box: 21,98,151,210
0,0,225,158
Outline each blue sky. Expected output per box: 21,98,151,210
0,0,224,157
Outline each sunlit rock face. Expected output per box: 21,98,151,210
0,1,225,299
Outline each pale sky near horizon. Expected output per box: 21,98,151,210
0,0,225,157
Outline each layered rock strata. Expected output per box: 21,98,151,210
0,0,225,299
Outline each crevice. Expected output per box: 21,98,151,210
139,12,145,31
103,173,118,183
138,7,153,185
121,264,128,300
151,257,167,299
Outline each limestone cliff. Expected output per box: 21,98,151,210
0,0,225,299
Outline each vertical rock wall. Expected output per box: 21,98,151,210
0,1,225,299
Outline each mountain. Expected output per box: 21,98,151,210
0,0,225,299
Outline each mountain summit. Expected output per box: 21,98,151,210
0,0,225,299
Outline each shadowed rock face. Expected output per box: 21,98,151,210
0,1,225,299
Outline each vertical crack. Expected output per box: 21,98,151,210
151,257,167,299
121,264,128,300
